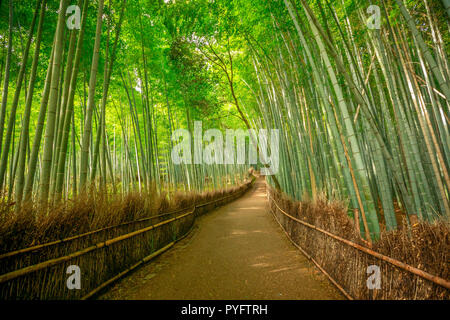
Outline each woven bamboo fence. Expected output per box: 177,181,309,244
267,185,449,300
0,179,254,300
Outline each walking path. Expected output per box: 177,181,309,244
99,178,343,300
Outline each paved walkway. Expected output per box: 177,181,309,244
99,178,343,300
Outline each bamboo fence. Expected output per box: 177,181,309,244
267,185,450,300
0,178,255,299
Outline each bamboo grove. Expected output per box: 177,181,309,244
246,0,449,241
0,0,250,210
0,0,449,243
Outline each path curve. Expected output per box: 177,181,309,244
99,178,343,300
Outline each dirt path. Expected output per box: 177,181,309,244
99,178,343,300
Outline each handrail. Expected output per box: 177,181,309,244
267,190,450,291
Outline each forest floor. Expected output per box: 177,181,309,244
99,178,343,300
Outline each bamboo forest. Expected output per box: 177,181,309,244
0,0,448,302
